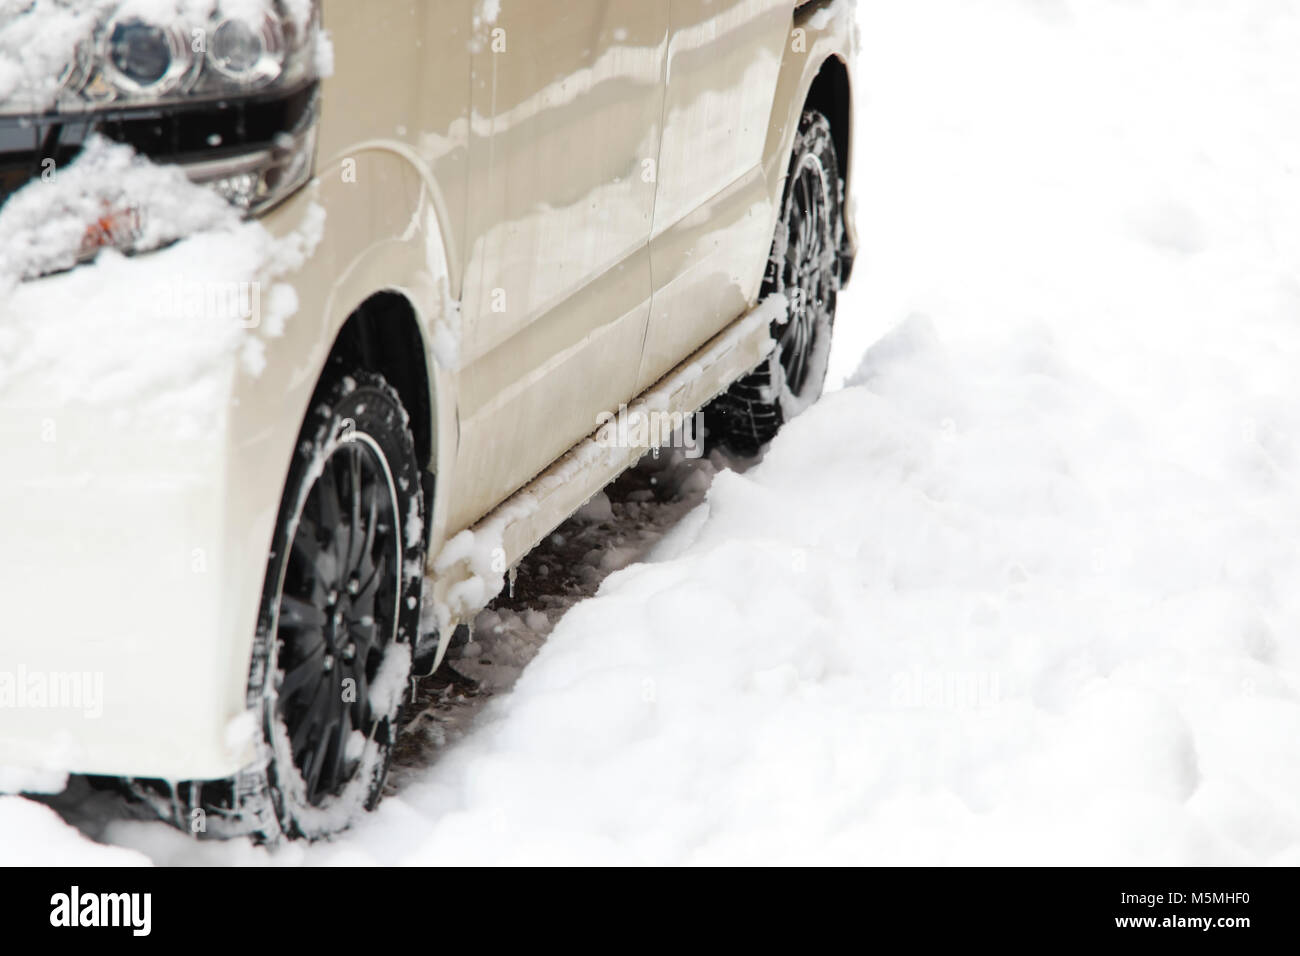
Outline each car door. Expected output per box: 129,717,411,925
636,0,793,392
448,1,669,533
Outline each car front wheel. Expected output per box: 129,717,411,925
243,367,426,840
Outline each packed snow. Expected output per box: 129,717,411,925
0,134,237,281
5,0,1300,864
0,0,103,112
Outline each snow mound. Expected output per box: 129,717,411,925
294,314,1297,864
0,796,148,865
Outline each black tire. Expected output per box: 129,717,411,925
237,366,426,841
710,110,844,456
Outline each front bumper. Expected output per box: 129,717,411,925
0,279,268,782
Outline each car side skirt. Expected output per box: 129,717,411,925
424,294,784,668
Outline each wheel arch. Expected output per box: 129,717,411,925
328,291,435,470
803,53,856,280
243,140,463,512
804,54,852,203
764,1,859,281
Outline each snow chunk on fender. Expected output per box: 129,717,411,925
0,138,326,437
0,135,236,282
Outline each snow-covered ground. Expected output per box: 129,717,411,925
6,0,1300,864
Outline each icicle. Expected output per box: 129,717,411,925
508,565,517,598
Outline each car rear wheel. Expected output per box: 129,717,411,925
710,109,844,455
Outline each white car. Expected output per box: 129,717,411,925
0,0,857,839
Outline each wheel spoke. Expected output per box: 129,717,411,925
302,679,343,800
279,593,326,631
327,703,354,794
278,643,325,701
360,482,380,570
355,549,388,607
302,730,327,800
291,516,322,568
346,446,364,571
289,677,327,757
316,456,343,540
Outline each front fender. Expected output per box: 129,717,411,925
212,145,464,777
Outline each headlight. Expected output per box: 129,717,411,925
101,14,197,96
1,0,323,223
0,1,322,116
208,14,286,87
